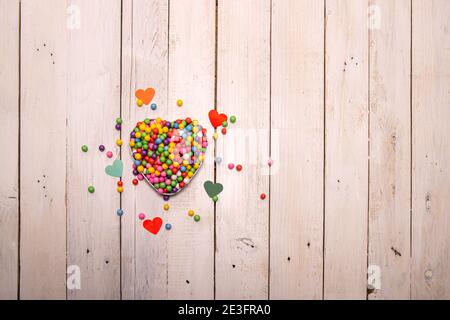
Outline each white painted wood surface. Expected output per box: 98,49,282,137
167,0,215,299
270,0,324,299
324,0,369,299
215,0,271,299
0,0,19,300
411,0,450,299
20,0,67,299
66,0,121,300
368,0,411,300
0,0,449,300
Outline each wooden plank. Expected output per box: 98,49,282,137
216,0,271,299
121,0,169,299
66,0,121,300
324,0,369,299
0,0,19,300
20,0,67,299
270,0,324,299
166,0,215,299
368,0,411,300
412,0,450,299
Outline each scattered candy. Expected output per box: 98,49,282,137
208,110,228,129
267,158,273,167
116,139,123,146
135,88,155,105
115,123,122,131
260,193,266,200
228,163,235,170
165,223,172,230
163,195,170,201
117,209,124,216
176,99,183,107
136,99,143,107
117,186,123,193
132,179,138,186
221,128,227,135
116,118,123,124
107,151,113,158
138,213,146,220
236,164,242,172
194,215,200,222
150,103,157,110
88,186,95,193
212,132,218,140
230,115,236,123
215,157,222,164
117,181,123,187
163,203,170,211
188,209,195,217
81,145,88,152
99,145,105,152
129,117,208,195
222,121,228,128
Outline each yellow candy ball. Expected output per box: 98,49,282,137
137,165,144,173
117,186,123,193
188,210,195,217
129,141,135,147
136,99,143,107
177,99,183,107
134,153,142,160
213,133,218,140
163,204,170,211
116,139,123,146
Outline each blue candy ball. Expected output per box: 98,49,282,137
116,209,124,216
165,223,172,230
150,103,157,110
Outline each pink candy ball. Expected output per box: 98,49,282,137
228,163,235,170
138,213,145,220
267,158,274,167
107,151,113,158
137,174,144,181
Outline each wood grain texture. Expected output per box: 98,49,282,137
20,0,67,299
0,0,19,300
270,0,324,299
324,0,369,299
216,0,271,299
121,0,169,299
368,0,411,300
167,0,215,299
66,0,121,300
412,0,450,299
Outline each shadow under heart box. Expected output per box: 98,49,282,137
129,117,208,196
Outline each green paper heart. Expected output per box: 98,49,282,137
105,159,123,178
203,180,223,198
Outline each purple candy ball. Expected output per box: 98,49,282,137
163,195,170,201
115,124,121,131
99,145,105,152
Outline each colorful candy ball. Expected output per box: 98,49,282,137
88,186,95,193
116,117,123,124
165,223,172,230
222,121,228,128
163,204,170,211
99,145,105,152
194,215,201,222
117,186,123,193
116,209,124,216
107,151,113,158
230,115,236,123
116,139,123,146
81,145,88,152
138,213,145,220
260,193,266,200
177,99,183,107
236,164,242,172
212,195,218,202
267,158,274,167
150,103,157,110
115,124,122,131
132,179,138,186
228,163,235,170
163,195,170,201
188,209,195,217
221,128,227,135
136,99,143,107
129,117,208,196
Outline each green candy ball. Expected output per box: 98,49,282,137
88,186,95,193
81,145,88,152
230,115,236,123
222,121,228,128
116,117,123,124
194,215,201,222
212,195,218,202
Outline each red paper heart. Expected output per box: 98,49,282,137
143,217,163,235
135,87,155,105
208,110,228,129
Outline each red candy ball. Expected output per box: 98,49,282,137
236,164,242,172
221,128,227,135
132,179,138,186
117,181,123,187
260,193,266,200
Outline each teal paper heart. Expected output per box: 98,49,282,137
105,159,123,178
203,180,223,198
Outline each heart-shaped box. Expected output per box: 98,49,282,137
129,117,208,196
